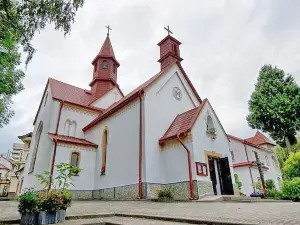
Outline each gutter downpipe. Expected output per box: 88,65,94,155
138,91,143,199
244,142,255,192
177,134,194,200
48,100,63,191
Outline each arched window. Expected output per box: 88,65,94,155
230,151,235,162
64,120,77,137
265,155,270,166
70,151,80,167
101,127,108,175
277,177,281,189
102,60,108,69
206,115,215,133
29,122,43,173
64,120,71,136
272,155,278,167
44,92,48,107
113,64,116,73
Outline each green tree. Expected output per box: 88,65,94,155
247,65,300,150
0,0,84,127
274,137,300,169
283,152,300,180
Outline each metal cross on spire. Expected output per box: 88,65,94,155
164,25,173,35
105,25,112,35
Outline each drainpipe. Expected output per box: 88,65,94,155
138,91,143,199
48,101,63,191
177,134,194,200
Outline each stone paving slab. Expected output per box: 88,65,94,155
1,201,300,225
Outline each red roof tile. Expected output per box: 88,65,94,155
159,99,207,143
245,131,275,146
83,62,203,131
48,133,98,147
227,133,273,151
0,163,9,170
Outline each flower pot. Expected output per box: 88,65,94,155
38,210,66,224
158,197,173,203
20,212,39,225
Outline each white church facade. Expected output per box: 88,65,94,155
23,32,240,200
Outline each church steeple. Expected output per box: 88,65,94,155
158,26,183,70
90,28,120,99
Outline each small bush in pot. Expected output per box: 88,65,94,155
18,188,40,225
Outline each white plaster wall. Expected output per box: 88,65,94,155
90,87,123,109
53,145,96,190
233,167,254,196
85,99,140,189
245,145,282,190
144,64,201,184
23,85,59,190
192,102,235,185
161,140,195,183
228,138,248,163
58,106,98,138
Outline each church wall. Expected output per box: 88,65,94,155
85,99,140,195
233,166,254,196
23,85,58,191
53,145,96,191
90,87,123,109
58,105,98,139
192,102,235,192
228,138,248,163
143,64,200,184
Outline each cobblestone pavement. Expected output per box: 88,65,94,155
1,201,300,225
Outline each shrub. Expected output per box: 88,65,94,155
18,188,39,214
234,174,242,191
265,179,276,190
253,181,262,191
283,152,300,180
266,189,281,199
281,177,300,201
157,186,174,199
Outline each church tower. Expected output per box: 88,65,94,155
157,29,183,70
90,32,120,98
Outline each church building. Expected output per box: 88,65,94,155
23,29,237,200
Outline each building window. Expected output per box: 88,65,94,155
101,127,108,175
102,60,108,69
230,151,235,162
70,151,80,167
277,177,281,189
44,92,48,107
206,115,216,139
112,64,116,73
64,120,77,137
272,155,278,167
29,121,43,173
265,155,270,166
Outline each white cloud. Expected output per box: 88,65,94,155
1,0,300,153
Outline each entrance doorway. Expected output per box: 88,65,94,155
208,156,234,195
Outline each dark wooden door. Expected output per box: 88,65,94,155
217,157,234,195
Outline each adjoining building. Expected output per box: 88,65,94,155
228,131,282,196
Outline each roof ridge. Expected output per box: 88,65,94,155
49,78,88,92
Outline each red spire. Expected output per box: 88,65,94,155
90,34,120,99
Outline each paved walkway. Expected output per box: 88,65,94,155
1,201,300,225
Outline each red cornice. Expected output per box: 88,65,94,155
89,77,117,87
233,162,252,168
157,35,182,46
52,98,103,113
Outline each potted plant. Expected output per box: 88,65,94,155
157,186,174,203
18,163,82,225
19,188,39,225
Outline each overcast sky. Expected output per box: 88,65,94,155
1,0,300,154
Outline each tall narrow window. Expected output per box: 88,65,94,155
29,122,43,173
230,151,235,162
265,155,270,166
94,62,98,72
172,44,178,56
64,120,71,136
101,127,108,175
70,152,80,167
113,64,116,73
272,155,278,167
69,121,77,137
102,60,108,69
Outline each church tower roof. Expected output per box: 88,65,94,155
90,30,120,99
